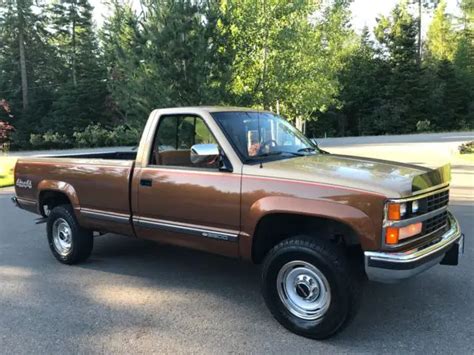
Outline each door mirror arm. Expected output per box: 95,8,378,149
219,152,233,172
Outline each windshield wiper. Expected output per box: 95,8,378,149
250,151,305,160
297,147,317,153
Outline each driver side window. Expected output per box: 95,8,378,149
150,115,219,169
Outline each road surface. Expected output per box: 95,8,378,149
0,134,473,353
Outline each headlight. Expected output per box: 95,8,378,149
399,203,407,217
412,200,419,214
385,223,423,244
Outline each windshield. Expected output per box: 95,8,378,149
212,111,317,161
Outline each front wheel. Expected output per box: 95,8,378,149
47,205,93,264
261,236,360,339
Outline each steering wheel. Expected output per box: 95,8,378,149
258,139,278,155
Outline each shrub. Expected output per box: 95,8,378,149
30,131,72,149
0,99,15,152
416,120,431,132
73,124,140,147
29,123,140,149
459,141,474,154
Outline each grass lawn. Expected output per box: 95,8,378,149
0,156,17,187
458,153,474,163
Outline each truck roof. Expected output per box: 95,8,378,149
152,106,273,115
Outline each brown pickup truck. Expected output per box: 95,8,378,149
12,107,464,339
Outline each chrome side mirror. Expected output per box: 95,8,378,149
190,144,220,165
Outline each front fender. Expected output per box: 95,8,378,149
241,196,378,255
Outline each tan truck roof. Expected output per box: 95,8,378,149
152,106,270,114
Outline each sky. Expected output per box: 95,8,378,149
91,0,461,34
350,0,460,35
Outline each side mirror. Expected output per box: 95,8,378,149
190,144,220,165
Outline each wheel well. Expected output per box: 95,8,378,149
252,213,361,263
39,190,71,217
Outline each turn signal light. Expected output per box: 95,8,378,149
385,222,423,245
385,227,399,244
387,203,407,220
387,203,401,220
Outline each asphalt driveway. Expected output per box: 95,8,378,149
0,136,473,354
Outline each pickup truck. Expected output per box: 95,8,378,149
12,107,464,339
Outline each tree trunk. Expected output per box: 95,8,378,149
417,0,422,65
18,0,29,110
262,0,269,110
71,0,77,87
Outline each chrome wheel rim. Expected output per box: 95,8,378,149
52,218,72,256
276,260,331,321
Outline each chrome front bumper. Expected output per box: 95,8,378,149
365,212,463,283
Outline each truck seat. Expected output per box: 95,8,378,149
157,150,192,166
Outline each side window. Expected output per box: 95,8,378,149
195,118,217,145
155,116,177,152
150,115,219,169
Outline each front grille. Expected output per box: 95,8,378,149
384,187,451,247
423,210,448,235
424,189,449,212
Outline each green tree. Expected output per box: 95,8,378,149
41,0,108,135
453,0,474,128
374,1,428,133
102,0,233,127
426,0,457,61
225,0,354,129
0,0,58,148
101,1,143,124
409,0,439,63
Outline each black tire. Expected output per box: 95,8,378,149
261,236,360,340
47,204,93,264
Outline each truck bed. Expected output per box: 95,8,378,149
14,155,135,231
57,151,137,160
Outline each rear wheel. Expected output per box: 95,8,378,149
261,236,360,339
47,205,93,264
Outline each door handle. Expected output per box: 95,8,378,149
140,179,152,187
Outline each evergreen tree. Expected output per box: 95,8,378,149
0,0,58,148
101,1,144,124
426,0,457,61
454,0,474,128
42,0,108,135
102,0,233,126
409,0,439,63
374,2,428,133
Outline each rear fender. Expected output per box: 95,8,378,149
37,180,80,213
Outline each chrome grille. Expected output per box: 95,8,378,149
423,211,448,235
424,189,449,212
383,187,451,247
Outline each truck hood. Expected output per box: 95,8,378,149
252,154,450,197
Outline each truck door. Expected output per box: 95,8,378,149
132,114,241,257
